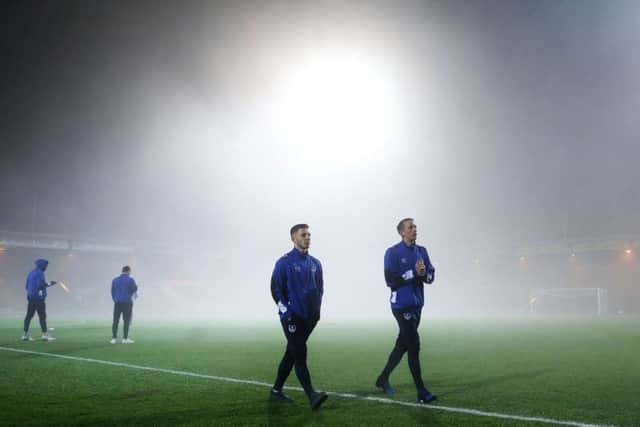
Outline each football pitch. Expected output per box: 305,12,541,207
1,317,638,427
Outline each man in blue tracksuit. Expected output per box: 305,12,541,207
269,223,328,410
111,265,138,344
22,258,57,341
376,218,437,403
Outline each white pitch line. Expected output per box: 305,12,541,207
0,346,618,427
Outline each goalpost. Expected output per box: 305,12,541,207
529,288,608,316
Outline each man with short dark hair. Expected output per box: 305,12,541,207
111,265,138,344
22,258,57,341
376,218,437,403
269,224,328,410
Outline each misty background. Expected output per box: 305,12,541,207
1,0,639,320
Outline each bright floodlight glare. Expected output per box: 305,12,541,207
271,48,400,170
625,249,632,255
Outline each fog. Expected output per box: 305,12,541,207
1,0,639,321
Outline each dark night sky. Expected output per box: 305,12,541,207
1,0,639,247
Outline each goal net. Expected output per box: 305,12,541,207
529,288,608,316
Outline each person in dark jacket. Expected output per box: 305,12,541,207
376,218,437,404
22,258,57,341
110,265,138,344
269,224,328,410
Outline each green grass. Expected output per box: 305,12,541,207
0,317,638,426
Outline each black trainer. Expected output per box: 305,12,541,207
417,390,437,404
375,376,395,395
309,391,328,410
269,389,293,403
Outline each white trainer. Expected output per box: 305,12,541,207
122,338,135,344
42,333,56,341
21,335,33,341
110,338,117,344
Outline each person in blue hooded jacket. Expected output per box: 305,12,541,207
110,265,138,344
268,223,328,411
375,218,437,403
22,258,57,341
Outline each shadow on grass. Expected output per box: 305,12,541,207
55,400,338,427
266,398,341,426
432,369,550,397
341,369,550,401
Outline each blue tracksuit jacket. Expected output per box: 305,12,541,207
270,248,324,321
25,259,52,301
111,274,138,303
384,241,435,310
